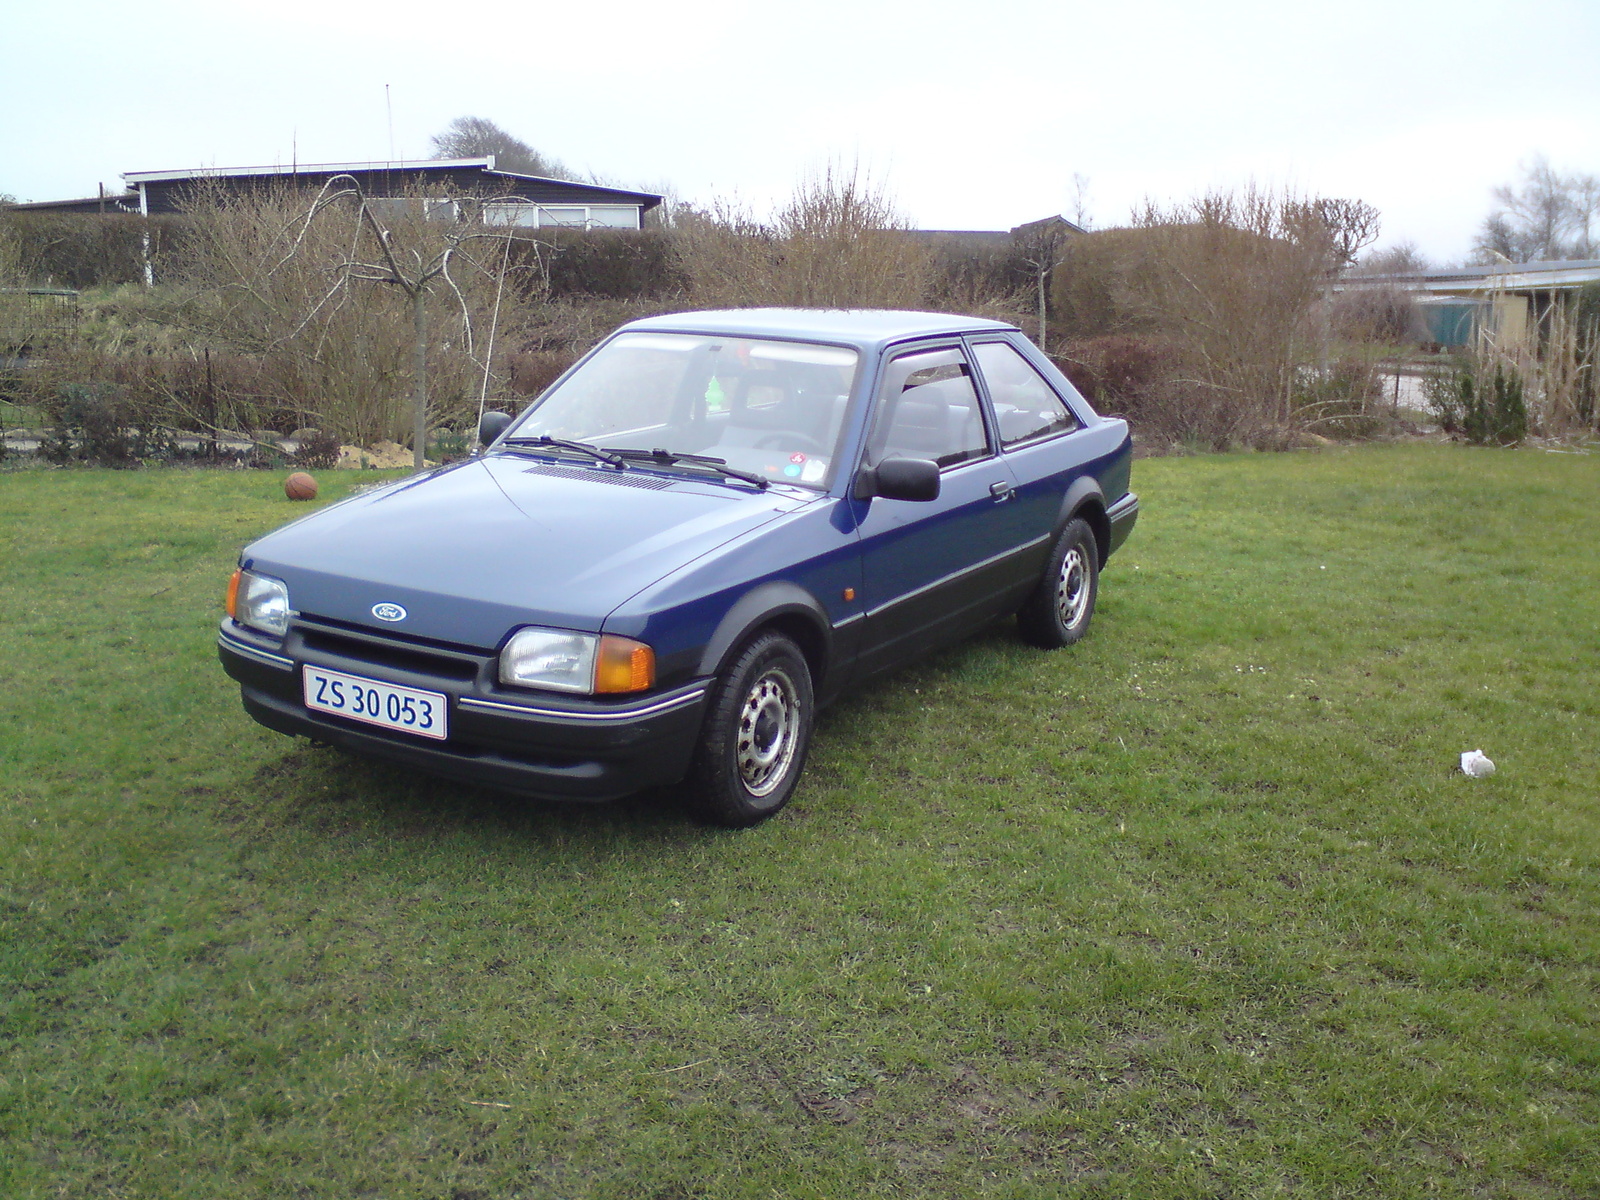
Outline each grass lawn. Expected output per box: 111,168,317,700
1,445,1596,1199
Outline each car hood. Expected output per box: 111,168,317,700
244,453,806,648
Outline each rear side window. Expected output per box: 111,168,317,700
867,347,989,469
973,341,1081,446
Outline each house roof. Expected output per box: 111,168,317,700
118,157,663,208
4,158,663,214
480,170,662,206
5,194,139,213
1011,214,1089,237
1340,259,1600,295
121,156,499,185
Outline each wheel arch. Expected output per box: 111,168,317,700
695,581,832,687
1057,477,1111,567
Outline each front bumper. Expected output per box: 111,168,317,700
219,618,709,802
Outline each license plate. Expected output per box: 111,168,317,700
302,666,448,740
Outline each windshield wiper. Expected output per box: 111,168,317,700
502,434,626,469
609,447,770,490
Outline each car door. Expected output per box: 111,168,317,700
853,343,1039,678
968,336,1089,553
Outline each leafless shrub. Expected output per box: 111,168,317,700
539,228,683,299
26,346,296,455
0,217,38,285
1125,187,1342,436
504,349,578,397
1291,357,1392,438
923,238,1030,324
0,211,188,289
1050,229,1146,339
675,166,933,309
1043,187,1389,447
1058,333,1247,448
1328,284,1422,345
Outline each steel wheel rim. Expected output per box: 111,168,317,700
1055,545,1090,629
736,666,801,797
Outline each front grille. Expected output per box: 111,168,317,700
295,618,483,681
522,463,675,490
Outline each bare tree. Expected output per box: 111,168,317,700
175,182,524,459
1068,172,1093,231
1474,156,1600,263
1285,197,1381,271
1569,174,1600,260
1012,218,1074,348
430,116,576,181
1355,240,1431,275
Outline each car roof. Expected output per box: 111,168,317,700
617,307,1019,351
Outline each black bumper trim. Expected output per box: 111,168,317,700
219,628,295,670
457,686,708,723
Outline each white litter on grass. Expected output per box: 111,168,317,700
1460,749,1496,778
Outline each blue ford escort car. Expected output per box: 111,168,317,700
219,309,1137,825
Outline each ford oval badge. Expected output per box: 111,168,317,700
371,602,407,623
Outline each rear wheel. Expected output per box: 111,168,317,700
1017,517,1099,648
688,631,814,827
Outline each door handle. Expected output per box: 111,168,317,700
989,481,1014,502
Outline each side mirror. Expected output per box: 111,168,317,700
478,410,513,446
854,456,940,502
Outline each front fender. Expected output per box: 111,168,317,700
695,581,834,680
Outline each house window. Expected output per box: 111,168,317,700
482,202,641,230
586,206,641,229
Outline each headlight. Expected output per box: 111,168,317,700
229,568,290,637
499,628,655,694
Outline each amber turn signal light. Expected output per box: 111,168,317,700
594,635,655,694
225,568,242,619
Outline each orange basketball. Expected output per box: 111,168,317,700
284,471,319,501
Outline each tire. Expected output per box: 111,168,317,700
688,631,815,828
1017,517,1099,648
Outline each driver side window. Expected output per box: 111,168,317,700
868,348,989,469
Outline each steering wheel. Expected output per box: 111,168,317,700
753,432,827,456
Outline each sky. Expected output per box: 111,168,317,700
4,0,1598,265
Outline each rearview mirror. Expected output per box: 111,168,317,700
478,410,513,446
854,457,940,502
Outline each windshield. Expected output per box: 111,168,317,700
509,332,860,489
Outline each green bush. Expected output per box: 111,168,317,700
1436,361,1527,445
39,382,173,466
1487,362,1527,444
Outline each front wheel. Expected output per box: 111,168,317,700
1017,517,1099,648
688,631,814,827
